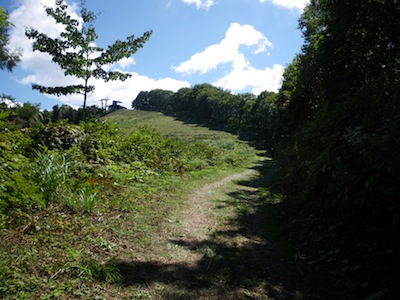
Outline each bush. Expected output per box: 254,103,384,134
116,126,220,173
0,108,43,214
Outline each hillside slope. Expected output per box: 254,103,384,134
1,110,264,299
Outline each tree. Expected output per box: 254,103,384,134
25,0,152,112
12,102,42,128
0,6,21,71
132,91,148,110
273,1,400,296
276,0,400,206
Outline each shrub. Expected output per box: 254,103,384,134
116,126,221,173
32,119,83,150
0,110,43,213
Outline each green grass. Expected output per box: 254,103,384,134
0,110,258,299
104,109,237,141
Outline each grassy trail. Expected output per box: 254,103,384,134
114,154,307,299
0,110,310,299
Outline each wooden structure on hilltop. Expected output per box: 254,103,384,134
108,100,126,113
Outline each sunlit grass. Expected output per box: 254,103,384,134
105,109,237,141
0,110,258,299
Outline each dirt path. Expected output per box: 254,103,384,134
166,170,256,265
118,160,306,299
180,171,254,240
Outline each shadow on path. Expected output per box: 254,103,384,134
113,157,310,299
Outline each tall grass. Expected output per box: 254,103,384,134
64,189,98,213
31,151,69,204
0,111,258,299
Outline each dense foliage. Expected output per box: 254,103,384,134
0,103,240,221
0,6,20,71
0,102,255,298
272,0,400,298
133,84,277,146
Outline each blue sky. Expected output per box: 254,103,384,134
1,0,309,110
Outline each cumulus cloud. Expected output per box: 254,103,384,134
10,0,81,64
9,0,84,91
182,0,215,10
213,64,284,94
114,57,136,69
174,22,281,95
8,0,189,109
90,74,190,109
269,0,309,11
173,23,272,75
18,69,189,109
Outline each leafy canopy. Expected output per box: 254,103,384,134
0,6,20,72
25,0,152,110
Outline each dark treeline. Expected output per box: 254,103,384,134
273,0,399,297
0,100,104,126
133,0,400,297
132,85,277,146
46,104,104,124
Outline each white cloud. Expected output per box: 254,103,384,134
173,23,272,75
90,74,190,109
0,98,19,108
18,69,190,109
10,0,81,63
174,22,281,95
9,0,84,93
269,0,309,11
115,57,136,69
8,0,189,109
182,0,215,10
183,0,309,11
213,64,284,95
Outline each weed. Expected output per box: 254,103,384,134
101,259,122,283
80,189,98,213
64,189,98,214
64,247,121,283
97,237,117,251
31,150,69,204
64,247,98,280
0,110,258,299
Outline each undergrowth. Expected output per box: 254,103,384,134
0,109,255,299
